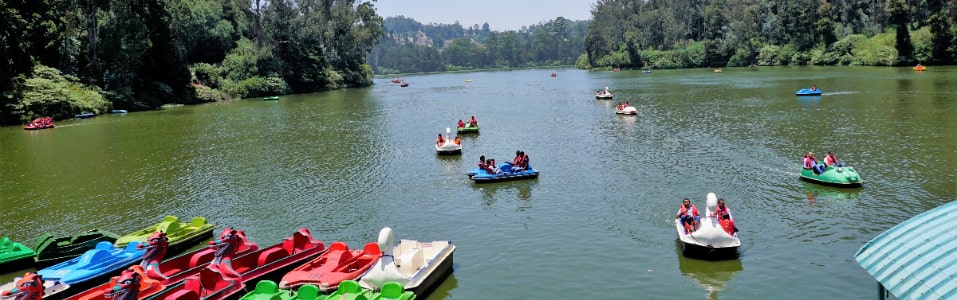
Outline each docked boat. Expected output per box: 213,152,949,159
240,280,413,300
147,228,326,300
795,88,822,96
278,241,382,292
467,162,539,183
263,96,280,101
360,227,455,296
0,272,71,299
616,106,638,115
75,112,95,119
675,193,740,259
800,165,863,187
114,215,215,256
0,237,36,271
28,241,144,298
66,228,260,300
34,229,120,266
595,87,613,99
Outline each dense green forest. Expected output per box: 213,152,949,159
581,0,957,70
0,0,383,125
369,16,589,74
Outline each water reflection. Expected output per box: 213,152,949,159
472,180,537,208
424,273,457,300
676,241,743,300
796,95,822,107
801,182,862,206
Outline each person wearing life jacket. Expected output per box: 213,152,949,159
510,151,525,172
824,151,844,167
469,116,478,127
478,155,488,172
616,103,623,111
457,119,465,128
710,198,732,220
436,133,445,145
804,152,825,174
719,214,737,236
675,198,700,233
453,136,460,145
521,151,529,169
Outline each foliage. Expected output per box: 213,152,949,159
852,33,898,65
12,65,109,122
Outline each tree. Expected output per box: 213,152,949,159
888,0,914,64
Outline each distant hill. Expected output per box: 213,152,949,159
369,16,589,74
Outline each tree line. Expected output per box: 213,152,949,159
580,0,957,70
368,16,589,74
0,0,384,125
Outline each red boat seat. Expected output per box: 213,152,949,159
258,247,289,267
164,290,199,300
187,248,216,268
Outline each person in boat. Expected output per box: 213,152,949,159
487,159,501,174
625,101,631,107
457,119,465,128
811,84,817,91
803,152,825,174
478,155,488,172
469,116,478,127
616,102,623,111
675,198,700,233
453,135,461,145
511,151,525,172
824,151,844,167
711,198,732,219
436,134,445,145
719,213,737,236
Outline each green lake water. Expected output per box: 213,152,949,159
1,66,955,299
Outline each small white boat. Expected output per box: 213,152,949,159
359,227,455,296
616,106,637,115
435,129,461,155
595,87,613,100
675,193,740,259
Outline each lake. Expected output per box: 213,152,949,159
1,66,955,299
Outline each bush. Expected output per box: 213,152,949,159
726,47,755,67
852,32,897,65
756,45,782,65
14,65,109,122
574,54,591,69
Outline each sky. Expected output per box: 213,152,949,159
371,0,594,31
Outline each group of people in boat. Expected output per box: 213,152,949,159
436,133,460,146
457,116,478,128
477,150,529,174
596,87,612,96
802,151,844,174
27,117,53,128
675,198,736,235
615,102,633,111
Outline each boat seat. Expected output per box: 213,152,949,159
190,217,207,228
338,280,361,294
396,248,423,275
257,248,288,267
293,284,319,300
380,282,405,299
254,280,279,294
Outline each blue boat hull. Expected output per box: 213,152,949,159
467,163,539,183
37,241,144,285
795,88,822,96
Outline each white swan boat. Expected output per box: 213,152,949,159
359,227,455,296
675,193,740,259
434,129,461,155
616,106,637,115
595,87,613,99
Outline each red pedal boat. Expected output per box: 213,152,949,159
148,228,325,300
67,228,259,300
278,241,382,292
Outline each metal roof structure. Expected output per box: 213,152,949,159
854,201,957,300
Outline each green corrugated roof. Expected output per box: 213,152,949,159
854,201,957,300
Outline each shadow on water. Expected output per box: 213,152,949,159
796,95,822,107
676,242,744,300
471,180,537,208
424,273,458,300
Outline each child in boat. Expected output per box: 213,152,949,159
436,134,445,145
719,214,736,236
487,159,500,174
676,198,700,233
453,136,460,145
478,155,487,172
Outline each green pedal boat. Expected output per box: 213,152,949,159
800,166,864,187
114,215,214,256
33,228,120,266
239,280,414,300
0,237,36,270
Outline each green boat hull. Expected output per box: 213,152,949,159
239,280,414,300
33,228,120,266
115,215,215,256
456,126,479,133
800,166,864,187
0,236,36,270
